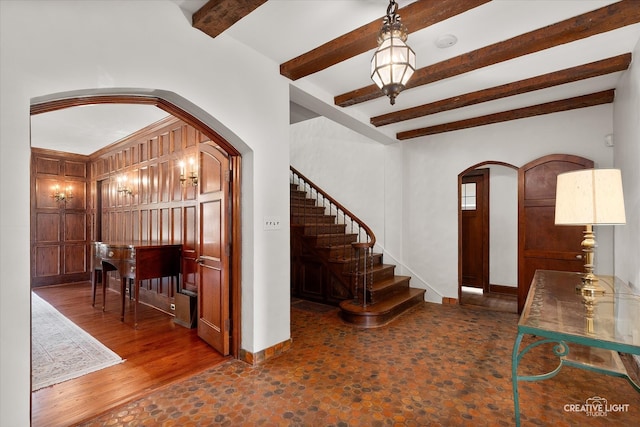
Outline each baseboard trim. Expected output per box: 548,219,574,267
489,284,518,295
442,297,458,305
239,338,292,365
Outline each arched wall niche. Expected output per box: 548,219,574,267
29,87,244,357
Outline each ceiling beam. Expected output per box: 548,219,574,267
279,0,489,81
396,90,615,140
371,53,631,127
192,0,267,39
336,0,640,107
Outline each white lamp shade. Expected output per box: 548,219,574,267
555,169,626,225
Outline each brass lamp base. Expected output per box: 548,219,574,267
577,275,606,297
575,225,606,296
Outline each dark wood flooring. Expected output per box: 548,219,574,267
31,282,229,427
459,286,518,313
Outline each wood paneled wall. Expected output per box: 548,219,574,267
31,149,90,286
32,117,206,313
91,117,205,310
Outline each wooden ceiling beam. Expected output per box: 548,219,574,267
192,0,267,39
279,0,489,81
371,53,631,127
336,0,640,107
396,90,615,140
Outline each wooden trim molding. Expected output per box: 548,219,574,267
457,161,518,304
30,94,243,359
239,339,292,365
30,94,241,157
489,284,518,295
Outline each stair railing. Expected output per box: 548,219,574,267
290,166,376,306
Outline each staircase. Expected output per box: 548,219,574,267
290,167,425,327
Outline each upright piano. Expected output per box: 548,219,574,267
91,241,182,328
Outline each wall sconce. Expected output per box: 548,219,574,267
555,168,626,295
51,184,73,203
116,175,133,196
179,158,198,187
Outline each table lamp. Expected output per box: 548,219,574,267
554,168,626,295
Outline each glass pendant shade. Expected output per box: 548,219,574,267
370,1,416,105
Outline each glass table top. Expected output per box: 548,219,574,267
519,270,640,353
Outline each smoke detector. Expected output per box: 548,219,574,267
435,34,458,48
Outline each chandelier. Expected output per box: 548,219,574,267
370,0,416,105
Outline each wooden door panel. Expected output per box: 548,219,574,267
201,152,223,194
198,265,223,349
461,212,483,286
197,143,230,356
201,200,222,258
523,207,584,253
518,154,593,312
461,170,489,290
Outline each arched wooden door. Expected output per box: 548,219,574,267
197,141,231,355
517,154,593,312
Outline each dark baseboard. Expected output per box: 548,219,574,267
489,284,518,295
239,338,292,365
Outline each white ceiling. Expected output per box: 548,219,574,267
30,0,640,155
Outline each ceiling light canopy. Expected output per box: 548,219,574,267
370,0,416,105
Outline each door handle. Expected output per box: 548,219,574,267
196,257,205,265
575,254,583,260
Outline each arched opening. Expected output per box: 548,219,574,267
458,161,518,313
29,89,243,423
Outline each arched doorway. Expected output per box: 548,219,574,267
458,161,518,313
30,88,243,356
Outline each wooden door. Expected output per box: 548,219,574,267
197,142,231,355
461,169,489,291
517,154,593,312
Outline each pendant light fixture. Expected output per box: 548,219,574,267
370,0,416,105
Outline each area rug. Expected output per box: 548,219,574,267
31,292,124,391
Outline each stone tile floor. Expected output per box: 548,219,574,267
80,301,639,426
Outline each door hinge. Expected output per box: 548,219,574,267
224,318,231,332
225,170,232,183
225,243,231,257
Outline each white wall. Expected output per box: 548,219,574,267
290,117,386,246
292,105,616,301
405,105,615,299
1,2,292,425
488,165,518,287
290,116,410,293
612,34,640,372
613,35,640,293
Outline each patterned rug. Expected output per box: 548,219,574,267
31,292,124,391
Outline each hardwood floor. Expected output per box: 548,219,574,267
459,286,518,313
31,282,229,427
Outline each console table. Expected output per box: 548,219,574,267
92,241,181,328
512,270,640,425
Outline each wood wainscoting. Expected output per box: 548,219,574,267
31,149,91,287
